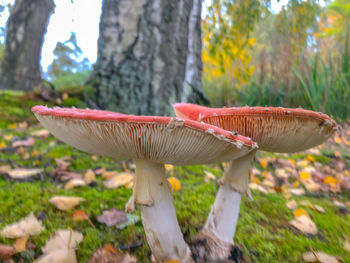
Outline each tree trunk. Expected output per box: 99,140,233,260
0,0,55,91
85,0,208,116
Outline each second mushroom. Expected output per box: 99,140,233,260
173,103,337,261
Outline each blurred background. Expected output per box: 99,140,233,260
0,0,348,118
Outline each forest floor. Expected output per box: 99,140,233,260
0,90,350,263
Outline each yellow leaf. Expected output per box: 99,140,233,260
259,158,268,169
293,181,300,187
165,164,174,172
168,177,181,191
13,234,29,253
334,136,342,144
8,123,17,129
324,176,338,185
294,208,309,218
0,141,6,149
299,171,311,180
306,155,315,162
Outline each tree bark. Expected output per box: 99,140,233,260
0,0,55,91
86,0,208,116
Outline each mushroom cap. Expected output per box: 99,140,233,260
32,106,257,165
173,103,337,153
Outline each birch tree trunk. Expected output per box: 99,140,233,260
85,0,207,116
0,0,55,91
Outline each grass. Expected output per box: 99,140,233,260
0,91,349,262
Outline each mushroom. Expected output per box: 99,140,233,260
32,106,257,263
173,103,337,260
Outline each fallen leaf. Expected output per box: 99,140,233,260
168,177,181,191
258,158,269,169
34,229,83,263
97,209,128,227
0,165,11,174
91,155,99,161
88,244,137,263
290,215,317,235
49,196,84,211
55,157,71,171
324,176,338,185
294,208,309,218
0,141,6,150
104,173,133,189
42,229,83,252
0,212,45,238
12,137,35,148
165,164,174,172
3,134,13,141
289,188,305,196
204,170,216,183
314,205,325,213
13,235,29,253
84,169,96,185
299,171,311,180
0,244,15,260
101,170,118,179
72,210,89,221
64,179,86,190
306,155,316,162
117,214,140,230
7,168,42,179
249,183,268,193
344,239,350,252
333,200,346,208
302,251,339,263
30,129,50,138
95,168,106,175
286,200,298,210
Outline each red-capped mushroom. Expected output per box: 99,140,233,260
32,106,257,263
173,103,337,260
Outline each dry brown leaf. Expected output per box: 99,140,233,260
104,173,133,189
97,209,128,227
0,212,45,238
95,167,106,175
0,244,15,260
290,215,318,235
72,210,89,221
88,244,137,263
302,251,339,263
12,137,35,148
313,205,325,213
64,179,86,190
7,168,42,179
49,196,84,211
84,169,96,185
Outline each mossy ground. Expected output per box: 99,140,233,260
0,91,349,262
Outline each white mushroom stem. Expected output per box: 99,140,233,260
133,160,193,263
200,150,257,260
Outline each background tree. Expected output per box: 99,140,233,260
47,33,91,90
85,0,208,116
0,0,55,91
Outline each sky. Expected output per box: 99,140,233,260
0,0,286,72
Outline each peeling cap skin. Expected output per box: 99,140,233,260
32,106,257,165
173,103,337,153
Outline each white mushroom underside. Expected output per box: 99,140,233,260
204,115,335,152
35,114,252,165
